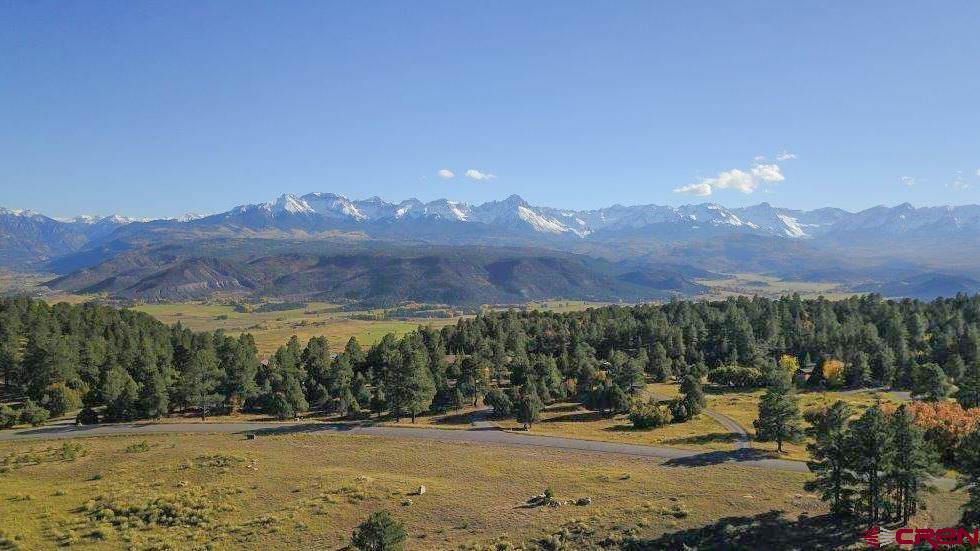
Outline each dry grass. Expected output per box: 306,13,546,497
129,302,460,356
495,403,737,451
707,387,908,460
695,273,853,300
0,431,841,550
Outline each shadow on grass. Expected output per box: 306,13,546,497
239,422,368,437
637,510,862,550
434,410,479,425
662,432,740,446
662,447,776,467
542,411,611,423
542,403,583,414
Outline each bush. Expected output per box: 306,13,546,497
43,382,82,416
76,408,100,425
707,365,764,389
669,399,690,423
19,399,50,427
351,510,406,551
628,401,672,429
0,404,17,429
484,387,512,418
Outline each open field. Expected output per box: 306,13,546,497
695,273,853,300
128,302,462,356
0,431,965,550
522,300,618,313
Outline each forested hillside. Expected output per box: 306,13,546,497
3,293,980,426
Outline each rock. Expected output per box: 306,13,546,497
416,485,426,495
401,499,413,506
576,497,592,506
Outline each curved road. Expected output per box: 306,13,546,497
0,418,809,474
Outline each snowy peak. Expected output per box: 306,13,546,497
271,194,316,215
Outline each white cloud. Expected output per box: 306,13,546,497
976,168,980,177
901,176,915,187
673,183,713,196
776,151,798,161
464,168,496,181
437,169,455,179
674,161,786,196
753,155,767,163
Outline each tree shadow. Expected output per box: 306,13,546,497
434,411,479,426
637,510,862,550
662,432,740,446
239,422,363,437
542,411,608,423
542,403,583,414
662,447,776,467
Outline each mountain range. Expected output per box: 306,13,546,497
3,194,980,303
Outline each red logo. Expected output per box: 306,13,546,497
863,526,979,548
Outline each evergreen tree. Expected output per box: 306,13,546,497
753,371,803,453
219,333,259,412
914,362,951,401
888,405,941,523
647,343,671,382
845,351,871,388
515,384,543,429
679,374,705,416
351,510,406,551
848,405,895,525
387,337,435,422
957,360,980,409
484,387,512,418
178,347,223,419
805,401,856,516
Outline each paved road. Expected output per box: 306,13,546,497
0,419,810,473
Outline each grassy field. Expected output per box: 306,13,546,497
0,432,965,550
522,300,617,313
0,432,874,550
696,273,853,300
707,387,909,460
129,302,461,356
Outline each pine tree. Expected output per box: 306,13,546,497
914,362,951,401
516,384,543,429
753,371,803,453
387,337,435,423
888,405,941,523
179,347,223,420
845,351,871,388
679,374,705,416
351,510,406,551
958,360,980,409
848,405,895,525
647,343,671,383
805,401,856,516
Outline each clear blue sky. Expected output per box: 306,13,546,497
2,1,978,218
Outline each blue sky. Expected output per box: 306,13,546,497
1,1,979,218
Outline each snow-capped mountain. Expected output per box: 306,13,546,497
4,195,980,272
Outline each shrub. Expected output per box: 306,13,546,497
75,408,100,425
43,382,82,416
19,399,50,427
351,510,406,551
0,404,17,429
628,401,672,429
669,399,690,423
484,387,512,418
707,365,764,389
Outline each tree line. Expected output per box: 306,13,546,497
3,293,980,426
